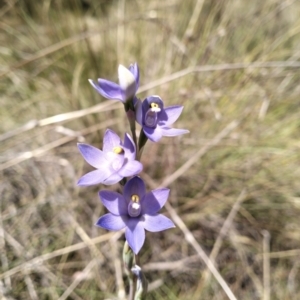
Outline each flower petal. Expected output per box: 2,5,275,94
124,177,146,202
103,172,123,185
77,169,113,186
118,160,143,177
159,106,184,126
143,126,163,142
105,152,124,171
135,98,143,125
143,95,164,111
125,218,145,254
123,133,136,160
143,214,175,232
129,63,139,89
96,213,127,231
99,191,128,215
103,129,122,153
89,79,123,101
77,143,107,168
160,127,189,137
142,188,170,214
118,64,136,100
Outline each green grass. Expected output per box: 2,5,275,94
1,0,300,299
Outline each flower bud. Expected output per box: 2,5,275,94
118,64,136,102
131,265,148,300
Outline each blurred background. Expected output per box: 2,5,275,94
1,0,300,299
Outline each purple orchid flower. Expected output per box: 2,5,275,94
136,95,189,142
77,129,142,186
88,63,139,103
96,176,175,254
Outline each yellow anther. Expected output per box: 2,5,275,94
113,146,124,154
150,102,159,109
131,194,140,202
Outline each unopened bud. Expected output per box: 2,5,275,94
131,265,148,300
118,64,136,102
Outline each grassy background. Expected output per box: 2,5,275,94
1,0,300,299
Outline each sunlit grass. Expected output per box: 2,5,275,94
1,0,300,299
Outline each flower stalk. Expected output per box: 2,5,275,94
126,106,138,150
77,62,188,299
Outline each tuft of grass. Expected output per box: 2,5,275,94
1,0,300,299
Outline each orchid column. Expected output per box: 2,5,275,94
78,63,189,299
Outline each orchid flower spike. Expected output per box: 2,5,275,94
77,129,142,186
96,176,175,254
89,63,139,103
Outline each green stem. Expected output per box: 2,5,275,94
123,242,136,300
128,254,140,300
128,277,136,300
137,130,148,161
135,254,140,266
130,121,137,150
125,102,138,151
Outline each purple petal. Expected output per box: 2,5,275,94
160,106,184,126
123,133,136,160
77,169,113,186
105,152,125,171
143,126,163,142
77,143,107,168
132,96,139,107
89,78,124,102
144,214,175,232
118,160,143,177
96,213,127,231
125,219,145,254
118,65,136,100
142,188,170,214
103,172,123,185
103,129,121,153
143,96,164,111
160,127,189,137
129,63,139,89
135,99,143,125
99,191,128,215
124,177,146,202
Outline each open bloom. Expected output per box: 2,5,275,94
89,63,139,103
77,129,142,186
136,95,189,142
96,176,175,254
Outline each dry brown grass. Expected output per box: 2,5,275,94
1,0,300,299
